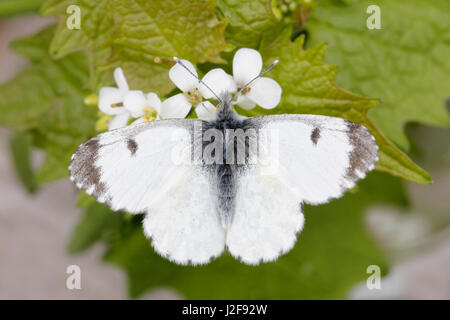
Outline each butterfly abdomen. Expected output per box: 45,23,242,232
206,102,245,227
215,163,235,227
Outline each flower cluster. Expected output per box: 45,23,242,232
97,48,282,130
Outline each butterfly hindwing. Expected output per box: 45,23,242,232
227,167,305,264
143,166,225,265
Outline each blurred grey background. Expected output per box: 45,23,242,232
0,14,448,300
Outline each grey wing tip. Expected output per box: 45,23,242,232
68,137,105,197
344,120,379,183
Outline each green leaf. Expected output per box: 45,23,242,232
11,22,55,59
0,26,97,183
105,172,407,299
216,0,283,48
307,0,450,150
0,27,89,128
76,190,96,208
41,0,115,90
35,153,71,184
0,66,53,129
0,28,56,128
106,0,230,95
0,0,45,18
68,202,124,253
33,95,97,183
238,27,431,184
9,131,37,193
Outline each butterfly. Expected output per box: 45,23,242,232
69,58,379,265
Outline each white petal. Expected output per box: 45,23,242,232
123,91,148,118
198,68,237,99
233,48,263,86
108,112,130,130
246,77,282,109
169,59,199,92
98,87,126,115
146,92,162,114
159,93,191,119
195,101,217,121
114,67,129,92
235,94,256,110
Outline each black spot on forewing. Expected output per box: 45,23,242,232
127,138,138,156
311,127,321,145
344,120,378,183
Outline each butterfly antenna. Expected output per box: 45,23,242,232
237,59,279,94
173,57,222,103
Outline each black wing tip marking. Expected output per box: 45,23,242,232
69,137,109,205
344,120,379,183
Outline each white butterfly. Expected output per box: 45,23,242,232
69,59,378,266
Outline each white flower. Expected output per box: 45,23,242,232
196,68,240,120
98,68,131,130
128,92,161,124
189,48,282,120
169,60,238,121
168,59,204,119
232,48,282,110
98,67,150,130
130,92,189,124
100,48,282,128
129,90,195,123
98,68,190,130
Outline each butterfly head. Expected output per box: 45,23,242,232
219,91,233,107
213,91,237,121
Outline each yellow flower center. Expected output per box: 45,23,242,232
184,88,202,105
142,107,158,122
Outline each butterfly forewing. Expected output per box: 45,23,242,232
246,114,379,205
70,120,200,213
